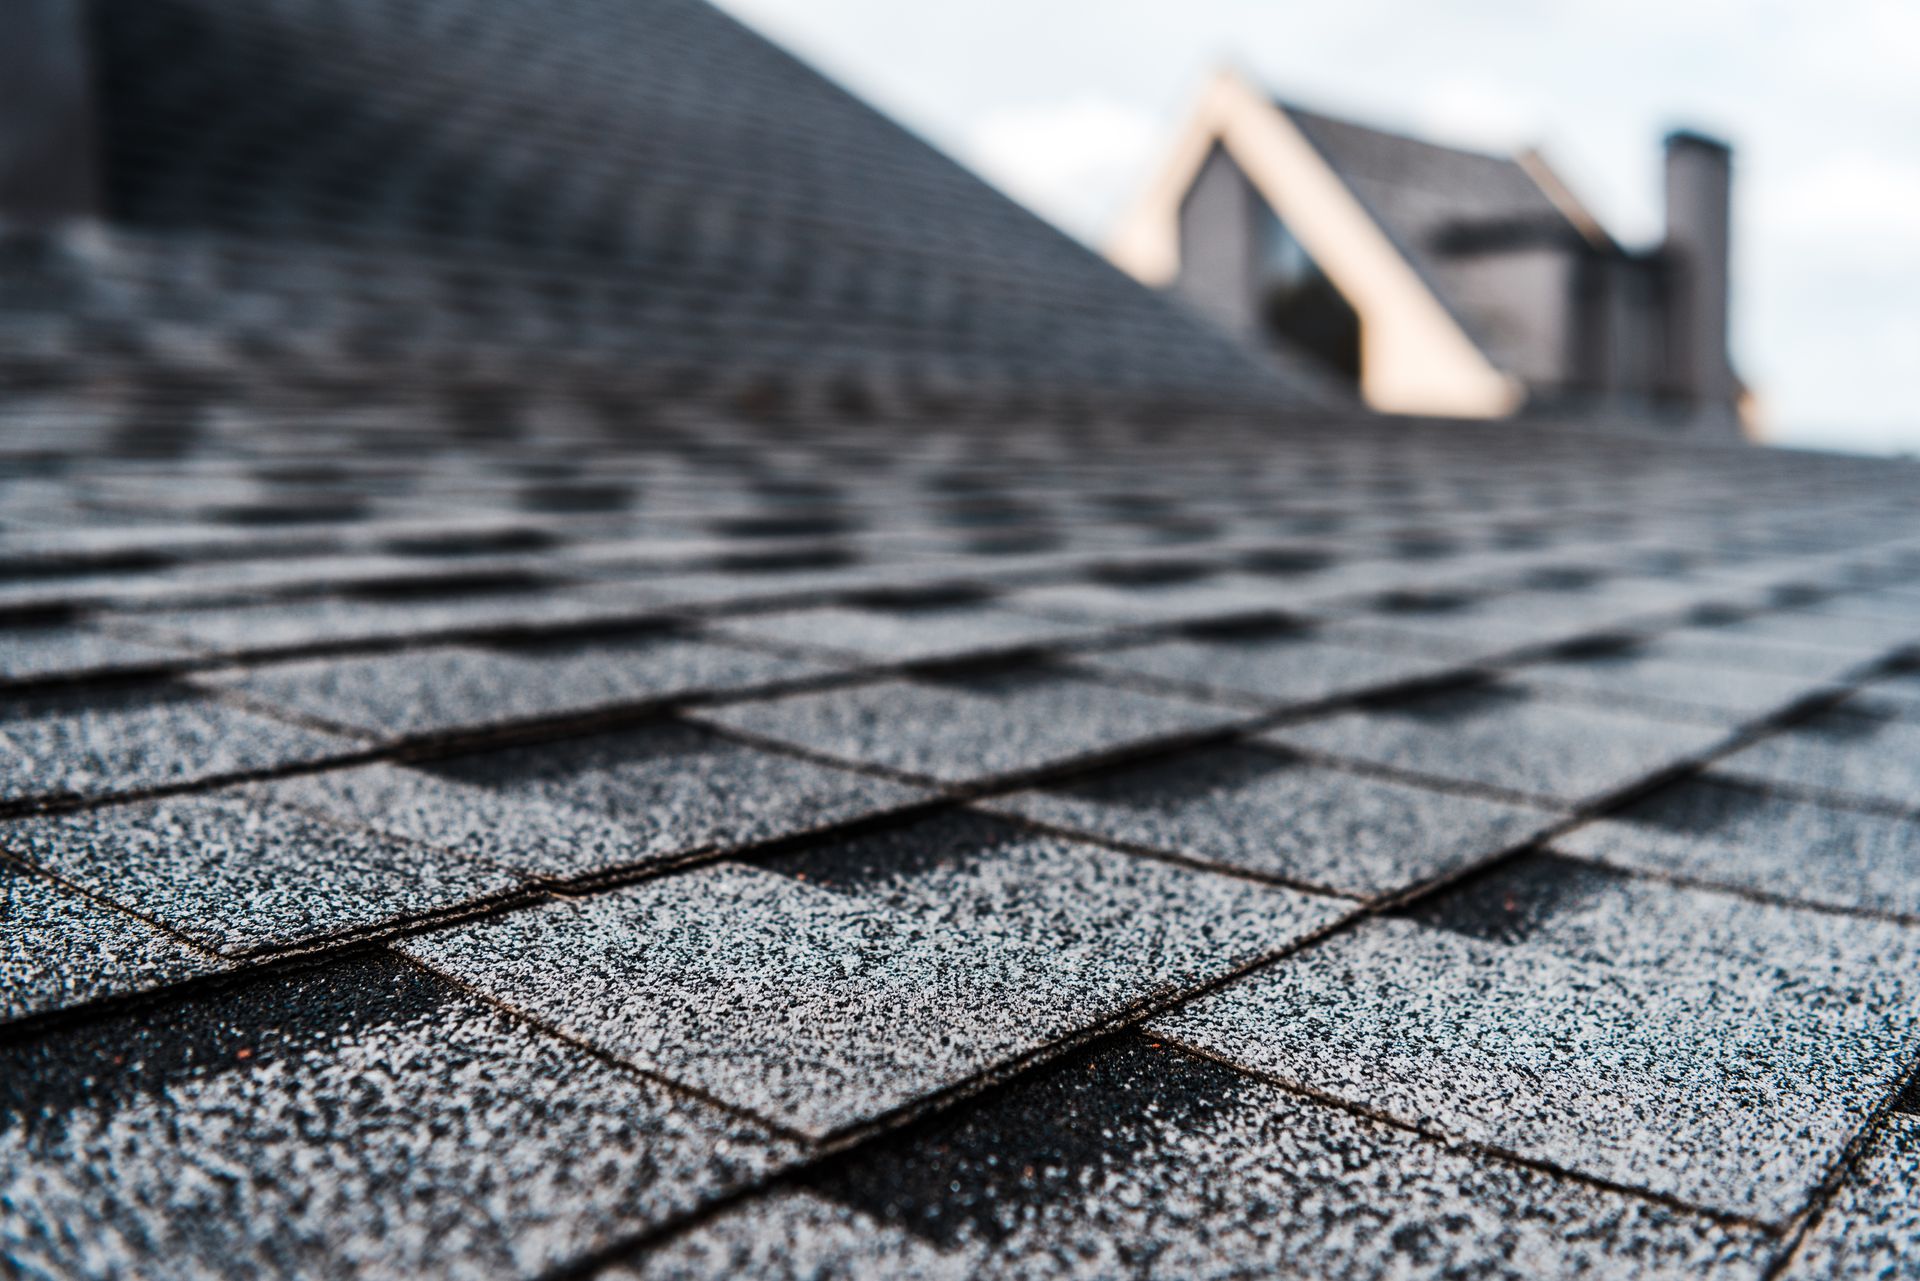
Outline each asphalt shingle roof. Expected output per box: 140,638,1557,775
5,1,1920,1277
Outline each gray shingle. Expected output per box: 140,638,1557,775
1557,775,1920,918
1781,1114,1920,1280
0,684,353,806
401,815,1343,1137
0,860,224,1022
201,631,833,740
1263,682,1729,807
1635,628,1867,679
1715,705,1920,811
1076,626,1459,708
1514,649,1836,724
0,620,188,683
2,787,524,955
984,744,1551,898
691,666,1242,784
1151,856,1920,1222
274,723,929,881
0,954,798,1280
709,600,1099,664
621,1039,1771,1281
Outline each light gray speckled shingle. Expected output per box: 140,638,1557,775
1515,650,1836,724
710,601,1099,664
983,744,1551,898
1781,1113,1920,1280
619,1040,1772,1281
0,860,224,1022
273,723,928,881
201,632,833,740
1076,627,1458,708
691,666,1242,784
0,621,188,683
1,788,524,956
1151,857,1920,1223
1557,775,1920,918
1263,683,1729,807
1715,705,1920,811
0,954,798,1280
402,815,1342,1137
1636,629,1867,680
0,684,353,806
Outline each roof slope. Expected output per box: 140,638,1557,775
14,0,1332,412
1280,101,1594,376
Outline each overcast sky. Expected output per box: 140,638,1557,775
716,0,1918,454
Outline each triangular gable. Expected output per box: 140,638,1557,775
1110,70,1523,418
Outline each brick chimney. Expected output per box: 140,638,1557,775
1662,130,1735,421
0,0,102,225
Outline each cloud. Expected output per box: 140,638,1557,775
962,97,1166,242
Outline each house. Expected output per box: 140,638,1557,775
1110,70,1754,435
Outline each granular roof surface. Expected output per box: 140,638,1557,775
5,405,1920,1280
4,0,1920,1276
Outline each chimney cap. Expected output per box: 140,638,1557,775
1665,128,1732,155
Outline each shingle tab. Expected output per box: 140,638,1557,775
0,953,799,1279
622,1039,1772,1281
1515,649,1835,723
0,683,353,806
273,723,929,881
1715,703,1920,810
0,860,223,1021
2,787,524,955
1264,682,1728,807
0,619,187,683
692,666,1242,784
710,600,1098,664
984,744,1551,898
401,814,1343,1137
201,631,833,740
1151,856,1920,1222
1781,1114,1920,1280
1077,625,1459,707
1557,774,1920,918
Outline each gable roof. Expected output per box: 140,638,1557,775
1276,101,1604,381
19,0,1336,417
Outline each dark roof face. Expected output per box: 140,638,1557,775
48,0,1329,411
1279,101,1595,375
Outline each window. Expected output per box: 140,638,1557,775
1255,203,1361,382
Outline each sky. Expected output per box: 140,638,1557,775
715,0,1918,454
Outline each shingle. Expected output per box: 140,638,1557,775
1557,774,1920,918
1781,1114,1920,1280
691,666,1242,784
201,631,834,740
1076,625,1459,708
1513,649,1835,723
274,723,928,881
0,953,798,1280
1715,704,1920,811
0,860,224,1022
1000,573,1299,626
709,599,1099,664
620,1039,1772,1281
1634,628,1867,679
1,787,524,956
0,683,353,806
401,814,1342,1137
1263,682,1728,807
1151,855,1920,1222
0,619,188,683
984,744,1551,898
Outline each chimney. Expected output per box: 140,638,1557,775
0,0,102,226
1662,129,1734,419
